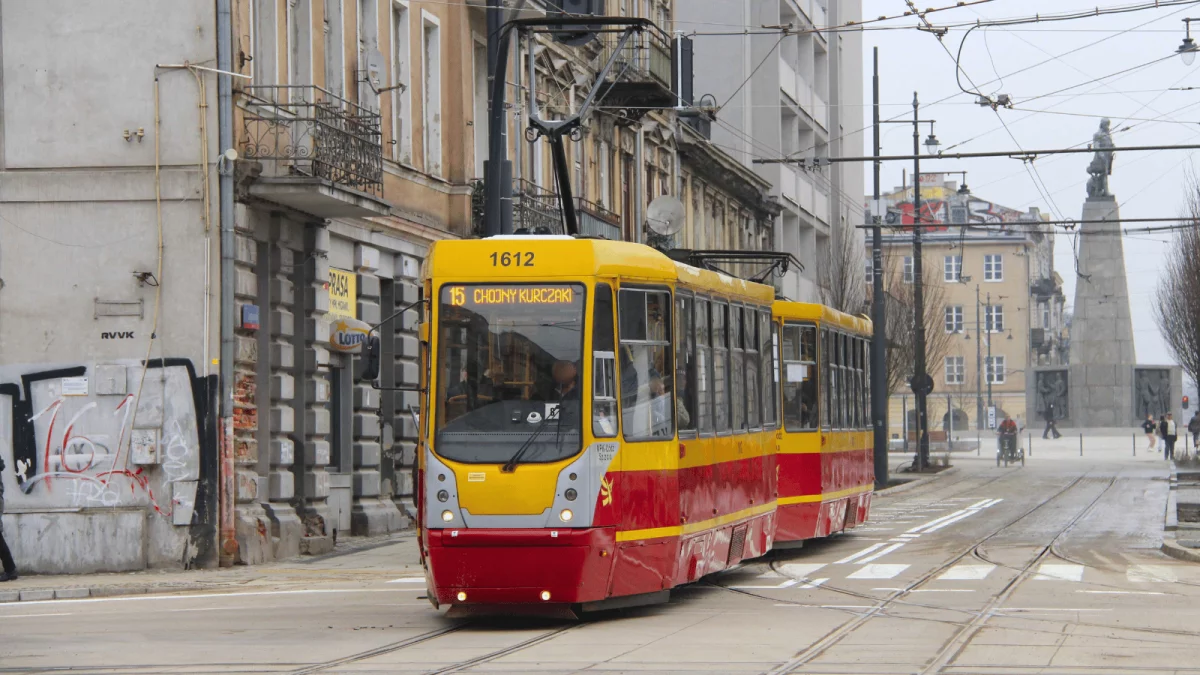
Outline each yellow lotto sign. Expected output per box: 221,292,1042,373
328,268,357,319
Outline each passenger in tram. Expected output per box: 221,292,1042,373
551,360,580,400
674,371,692,429
649,375,673,436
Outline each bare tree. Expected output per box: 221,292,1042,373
867,246,954,401
1153,183,1200,389
818,227,868,315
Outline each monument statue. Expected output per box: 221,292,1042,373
1035,370,1068,420
1135,369,1172,419
1086,118,1115,199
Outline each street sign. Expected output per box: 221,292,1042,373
987,406,997,429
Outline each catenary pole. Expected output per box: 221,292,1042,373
911,92,930,472
871,49,888,490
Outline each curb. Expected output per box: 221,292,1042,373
0,581,220,604
1162,536,1200,563
878,466,960,496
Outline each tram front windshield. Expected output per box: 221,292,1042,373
434,283,585,464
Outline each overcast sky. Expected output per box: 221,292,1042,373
862,0,1200,365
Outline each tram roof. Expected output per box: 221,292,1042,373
427,237,774,303
773,300,872,336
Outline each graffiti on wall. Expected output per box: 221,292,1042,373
0,359,214,523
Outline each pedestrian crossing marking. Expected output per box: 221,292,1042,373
856,542,906,564
938,564,996,581
848,564,910,580
778,563,827,579
1033,564,1084,581
834,543,888,564
1127,565,1177,583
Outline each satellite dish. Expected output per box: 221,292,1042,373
646,196,686,237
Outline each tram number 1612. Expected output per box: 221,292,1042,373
490,251,535,267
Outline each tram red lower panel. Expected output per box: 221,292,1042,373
426,527,616,605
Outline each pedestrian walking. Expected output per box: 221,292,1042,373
1043,401,1062,439
0,454,17,582
1159,415,1168,455
1162,414,1179,460
1142,414,1158,450
1188,411,1200,453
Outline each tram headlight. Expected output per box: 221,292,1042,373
559,509,574,522
437,489,449,502
456,591,467,602
540,590,552,601
441,510,455,522
564,488,578,501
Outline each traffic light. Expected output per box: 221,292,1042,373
1184,396,1190,410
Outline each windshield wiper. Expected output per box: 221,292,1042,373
501,405,559,473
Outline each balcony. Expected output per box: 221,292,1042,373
576,197,622,240
239,85,389,218
779,58,798,103
473,179,622,239
594,24,676,123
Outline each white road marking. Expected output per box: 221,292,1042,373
2,612,72,618
1002,607,1112,612
387,577,426,583
848,564,910,580
1078,590,1166,595
855,542,906,564
834,543,888,564
797,578,828,589
968,499,992,508
1032,564,1085,581
1127,565,1178,583
906,509,970,533
778,563,827,579
939,564,996,581
912,589,975,593
729,579,799,590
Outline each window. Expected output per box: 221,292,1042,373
986,355,1006,384
745,308,761,429
761,311,778,429
782,323,819,431
392,1,413,164
903,256,914,284
250,0,279,88
855,338,865,429
695,297,713,433
592,284,617,438
288,0,314,89
944,255,962,282
730,306,746,432
820,328,831,429
1041,302,1051,329
325,0,346,98
985,304,1005,332
598,140,611,208
712,301,730,432
984,254,1003,281
862,339,871,428
421,14,442,175
945,356,965,385
619,288,674,440
357,0,379,108
944,305,964,333
676,292,696,433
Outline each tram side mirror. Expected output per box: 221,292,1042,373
359,334,381,382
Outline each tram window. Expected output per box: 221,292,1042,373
837,333,847,429
676,292,696,434
863,340,871,429
767,318,780,429
713,301,731,432
745,307,760,429
857,338,866,429
820,328,831,430
730,306,746,432
619,287,674,441
695,297,713,433
592,284,617,438
782,323,819,431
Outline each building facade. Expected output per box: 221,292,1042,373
0,0,778,573
676,0,865,304
872,174,1065,439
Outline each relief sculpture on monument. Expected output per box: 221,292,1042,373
1134,368,1172,420
1035,370,1069,420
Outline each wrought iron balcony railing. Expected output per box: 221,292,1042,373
472,179,623,239
596,24,673,90
240,85,383,198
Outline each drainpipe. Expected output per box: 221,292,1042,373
635,126,644,244
216,0,238,567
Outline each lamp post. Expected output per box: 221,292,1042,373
1180,18,1199,65
910,92,940,471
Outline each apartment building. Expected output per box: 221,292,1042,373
0,0,778,573
676,0,865,303
872,174,1065,439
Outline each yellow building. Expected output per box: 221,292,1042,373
871,174,1066,440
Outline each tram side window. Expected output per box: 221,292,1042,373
676,292,696,434
745,307,760,429
730,306,746,432
856,338,866,429
863,340,871,429
619,288,674,441
766,317,780,429
782,323,819,431
592,284,618,438
837,333,848,429
696,297,713,433
713,301,731,433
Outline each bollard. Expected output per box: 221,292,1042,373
1028,432,1033,457
1133,432,1136,457
1080,433,1084,456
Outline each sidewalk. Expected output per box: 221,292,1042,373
0,531,423,603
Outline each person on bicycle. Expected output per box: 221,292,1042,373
998,414,1019,457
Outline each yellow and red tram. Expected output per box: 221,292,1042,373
414,237,874,613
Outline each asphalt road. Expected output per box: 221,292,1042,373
4,437,1199,674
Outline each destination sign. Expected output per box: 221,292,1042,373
446,285,576,307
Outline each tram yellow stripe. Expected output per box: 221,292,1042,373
615,501,778,542
777,483,874,506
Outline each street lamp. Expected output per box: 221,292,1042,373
1180,19,1199,66
924,129,941,155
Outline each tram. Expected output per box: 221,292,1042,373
413,236,873,614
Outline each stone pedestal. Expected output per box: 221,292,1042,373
1067,197,1137,427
